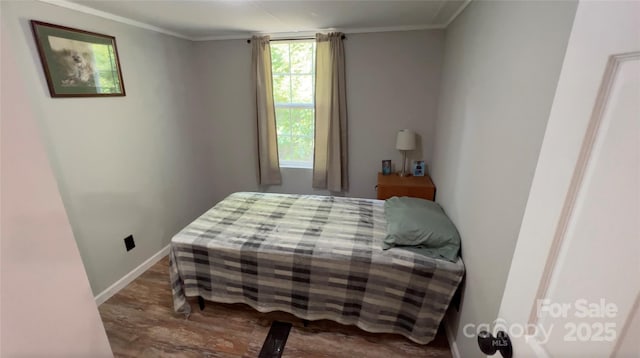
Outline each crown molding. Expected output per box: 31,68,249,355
37,0,471,42
37,0,195,40
192,24,447,42
341,23,446,34
445,0,472,27
193,33,255,42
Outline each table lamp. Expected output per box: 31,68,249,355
396,129,416,177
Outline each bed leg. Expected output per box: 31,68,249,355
198,296,205,311
302,319,310,327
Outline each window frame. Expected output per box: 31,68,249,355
271,39,316,169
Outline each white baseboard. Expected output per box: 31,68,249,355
94,244,171,306
444,316,461,358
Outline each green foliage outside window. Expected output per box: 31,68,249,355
271,41,315,165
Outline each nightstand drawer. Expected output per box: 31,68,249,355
377,185,435,200
376,173,436,200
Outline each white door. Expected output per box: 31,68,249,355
496,1,640,357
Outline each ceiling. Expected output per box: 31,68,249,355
56,0,470,41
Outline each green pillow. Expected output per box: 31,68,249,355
383,197,460,262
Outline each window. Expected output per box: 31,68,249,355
271,41,315,168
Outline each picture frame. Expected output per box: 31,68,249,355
412,160,425,176
381,160,392,175
30,21,126,97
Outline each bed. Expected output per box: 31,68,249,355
169,192,464,344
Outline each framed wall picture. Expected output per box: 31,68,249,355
413,160,425,176
30,21,126,97
381,160,392,175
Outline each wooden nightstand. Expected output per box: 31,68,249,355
376,173,436,200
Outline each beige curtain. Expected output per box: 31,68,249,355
252,35,282,185
313,33,348,192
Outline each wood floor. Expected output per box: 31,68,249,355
98,257,453,357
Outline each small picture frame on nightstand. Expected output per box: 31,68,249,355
412,160,425,176
382,160,392,175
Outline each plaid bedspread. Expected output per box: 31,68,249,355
169,192,464,344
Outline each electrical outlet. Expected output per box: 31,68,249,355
124,235,135,251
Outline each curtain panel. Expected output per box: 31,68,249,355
252,35,282,185
313,32,348,192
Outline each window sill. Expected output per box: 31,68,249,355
280,162,313,169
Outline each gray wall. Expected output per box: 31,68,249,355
194,30,444,202
430,1,578,357
0,2,445,296
1,22,112,356
1,1,216,295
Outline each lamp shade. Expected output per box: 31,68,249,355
396,129,416,150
